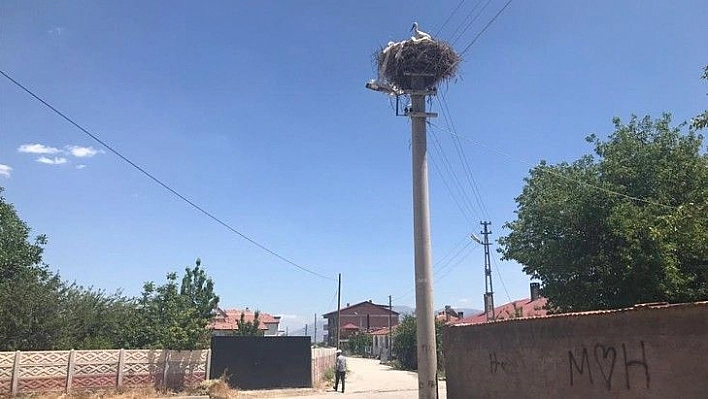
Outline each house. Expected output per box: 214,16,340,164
371,326,395,361
210,307,282,336
322,300,399,347
453,283,548,325
436,305,464,324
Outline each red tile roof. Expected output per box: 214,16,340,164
370,326,396,335
322,301,398,317
341,323,360,330
210,308,280,331
453,297,548,325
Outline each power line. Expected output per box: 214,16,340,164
428,121,678,210
436,93,491,220
434,0,467,37
449,0,494,45
393,237,479,302
429,130,478,225
0,69,336,281
458,0,514,57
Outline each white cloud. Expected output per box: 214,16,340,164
0,164,11,178
48,27,64,36
36,156,68,165
18,143,61,155
75,164,87,170
66,145,101,158
279,314,300,320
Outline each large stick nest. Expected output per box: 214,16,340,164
376,39,460,91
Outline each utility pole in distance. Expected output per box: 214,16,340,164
314,313,317,345
480,221,495,321
388,295,393,361
336,273,341,349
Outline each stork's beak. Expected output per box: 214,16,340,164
411,24,415,31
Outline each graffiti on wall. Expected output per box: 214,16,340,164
568,341,649,390
489,352,518,375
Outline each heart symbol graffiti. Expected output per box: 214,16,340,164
594,344,617,390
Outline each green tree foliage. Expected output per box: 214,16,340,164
392,315,444,371
134,260,220,349
499,114,708,312
347,332,372,356
57,285,137,349
0,187,64,350
232,310,264,336
0,186,221,350
692,65,708,130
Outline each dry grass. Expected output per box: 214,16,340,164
7,386,171,399
377,39,460,91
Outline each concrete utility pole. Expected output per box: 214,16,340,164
388,295,393,359
409,74,438,399
336,273,342,349
314,313,317,345
480,221,495,321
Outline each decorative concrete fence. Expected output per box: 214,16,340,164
311,348,337,385
0,349,210,396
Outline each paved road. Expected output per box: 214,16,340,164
277,357,446,399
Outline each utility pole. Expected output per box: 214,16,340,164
314,313,317,345
480,221,495,321
388,295,393,360
336,273,342,349
305,324,308,337
409,73,438,399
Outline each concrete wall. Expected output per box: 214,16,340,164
443,302,708,399
311,348,336,385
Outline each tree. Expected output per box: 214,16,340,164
391,315,445,371
57,284,137,349
347,332,372,356
499,114,708,312
692,65,708,130
0,187,65,350
232,310,264,336
133,259,220,349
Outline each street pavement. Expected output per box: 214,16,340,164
275,357,447,399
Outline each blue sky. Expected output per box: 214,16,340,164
1,1,706,334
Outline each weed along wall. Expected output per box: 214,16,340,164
442,302,708,399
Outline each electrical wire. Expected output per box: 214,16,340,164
429,130,478,225
491,255,512,303
0,69,337,281
428,121,679,210
437,92,491,220
434,0,467,37
449,0,494,45
458,0,514,57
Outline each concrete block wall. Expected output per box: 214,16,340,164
311,348,336,386
443,301,708,399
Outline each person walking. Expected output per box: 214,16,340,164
334,349,347,393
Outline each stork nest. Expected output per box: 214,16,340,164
376,39,460,92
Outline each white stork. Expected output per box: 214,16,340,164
411,22,432,42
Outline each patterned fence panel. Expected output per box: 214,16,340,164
0,352,14,393
0,349,210,395
72,350,120,389
17,350,71,393
122,349,166,387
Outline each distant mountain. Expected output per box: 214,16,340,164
392,305,482,318
393,305,415,315
454,308,483,318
